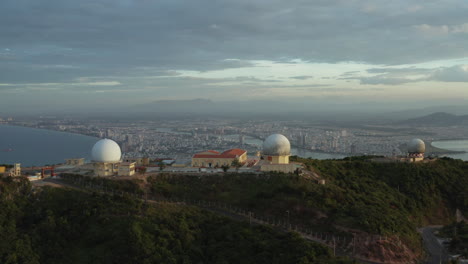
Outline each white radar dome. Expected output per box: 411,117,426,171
91,139,122,162
263,134,291,156
408,138,425,153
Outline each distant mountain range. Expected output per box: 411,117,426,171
398,112,468,126
20,97,468,124
133,99,216,112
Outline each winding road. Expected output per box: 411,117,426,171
419,226,448,264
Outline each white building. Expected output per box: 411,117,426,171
92,139,122,177
8,163,21,177
261,134,300,173
407,138,425,162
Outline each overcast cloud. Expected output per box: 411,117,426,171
1,0,468,112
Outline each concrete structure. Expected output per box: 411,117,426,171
91,139,122,177
123,157,150,166
260,163,300,173
407,138,425,162
7,163,21,177
118,162,136,176
94,162,120,177
66,158,85,166
192,149,247,167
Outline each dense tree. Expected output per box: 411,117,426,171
0,175,351,264
59,157,468,257
146,158,468,252
231,158,243,172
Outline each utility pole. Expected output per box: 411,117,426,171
249,211,252,226
333,236,336,257
286,210,290,230
439,246,442,264
352,234,356,257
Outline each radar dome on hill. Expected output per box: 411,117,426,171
91,139,122,163
263,134,291,156
408,138,425,153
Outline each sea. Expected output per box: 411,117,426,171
0,125,99,167
431,140,468,161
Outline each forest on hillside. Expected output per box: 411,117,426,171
59,157,468,261
0,175,351,264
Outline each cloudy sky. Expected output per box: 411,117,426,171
1,0,468,113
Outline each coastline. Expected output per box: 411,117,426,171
429,140,467,154
2,123,100,140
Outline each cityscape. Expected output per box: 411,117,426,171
3,114,468,164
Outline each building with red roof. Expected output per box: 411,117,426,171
192,148,247,167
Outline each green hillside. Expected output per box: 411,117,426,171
56,157,468,261
0,176,351,264
143,157,467,253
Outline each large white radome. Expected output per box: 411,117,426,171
263,134,291,156
408,138,425,153
91,139,122,162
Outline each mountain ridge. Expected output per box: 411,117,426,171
398,112,468,126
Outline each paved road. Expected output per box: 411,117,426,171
419,227,448,264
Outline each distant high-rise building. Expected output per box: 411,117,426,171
302,133,308,147
106,129,112,138
239,135,245,145
126,135,133,145
350,144,357,154
297,133,304,146
341,130,348,137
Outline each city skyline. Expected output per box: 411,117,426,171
1,0,468,113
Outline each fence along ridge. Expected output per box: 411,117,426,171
60,175,393,259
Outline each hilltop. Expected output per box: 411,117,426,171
3,156,467,263
61,157,468,263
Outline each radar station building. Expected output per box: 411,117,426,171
7,163,21,177
92,139,122,177
192,149,247,167
407,138,425,162
66,158,85,166
118,162,136,176
91,139,136,177
260,134,300,173
123,157,150,166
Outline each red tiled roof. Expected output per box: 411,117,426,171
221,148,246,157
193,148,246,159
